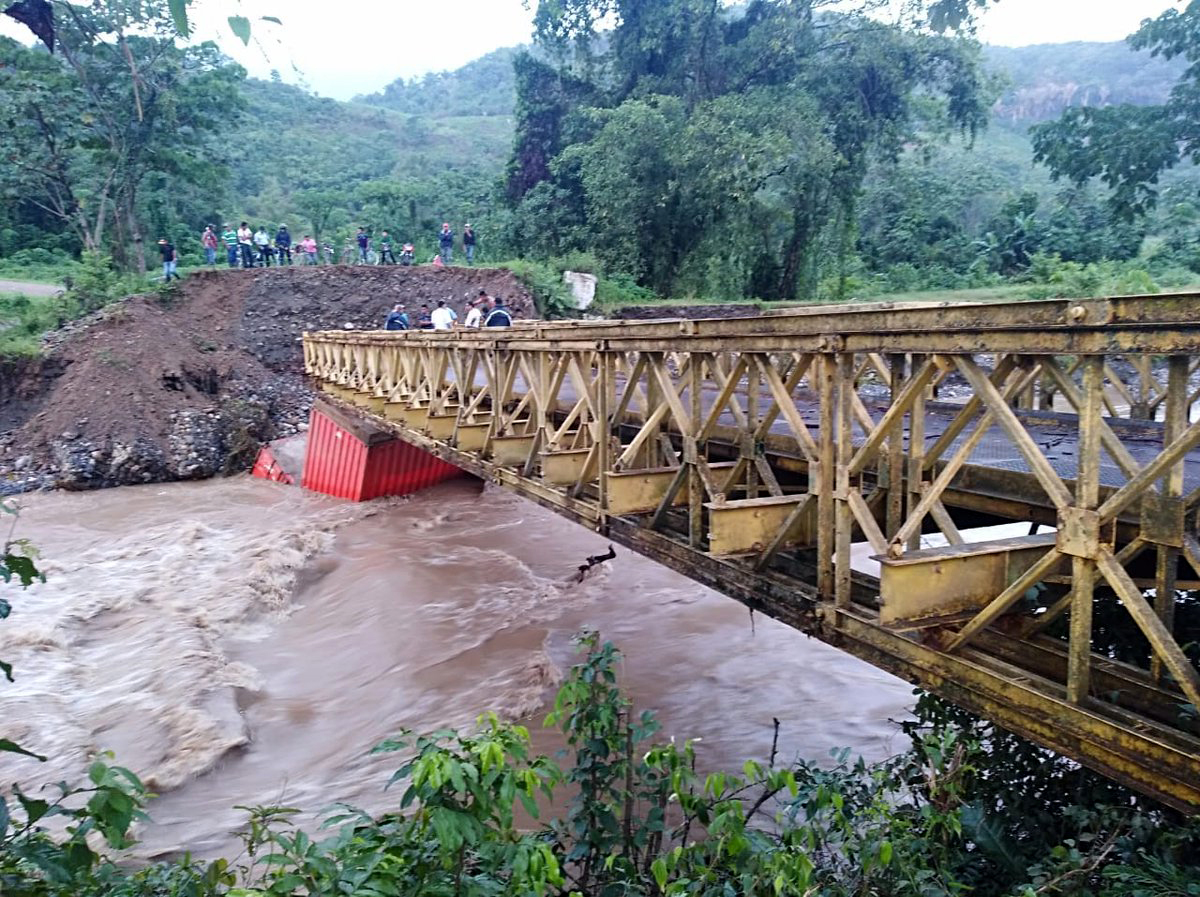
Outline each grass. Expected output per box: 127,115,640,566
0,291,80,357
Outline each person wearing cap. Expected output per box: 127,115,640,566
157,238,178,281
201,225,218,266
484,297,512,327
275,225,292,265
438,222,453,264
462,223,476,265
221,224,239,267
384,303,409,330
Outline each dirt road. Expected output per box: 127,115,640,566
0,279,63,297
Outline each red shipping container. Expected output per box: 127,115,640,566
301,400,464,502
251,444,295,485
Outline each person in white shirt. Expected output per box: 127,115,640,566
430,299,455,330
464,301,483,328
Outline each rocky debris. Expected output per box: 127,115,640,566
0,266,539,494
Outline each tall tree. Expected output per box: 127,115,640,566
510,0,990,299
0,1,245,272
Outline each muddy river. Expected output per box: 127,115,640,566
0,475,912,857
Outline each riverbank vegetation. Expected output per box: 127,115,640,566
2,633,1198,896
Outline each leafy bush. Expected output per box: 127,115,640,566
1024,253,1161,299
497,259,576,319
64,253,153,315
594,272,658,307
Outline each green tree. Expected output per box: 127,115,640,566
1032,1,1200,219
0,2,245,273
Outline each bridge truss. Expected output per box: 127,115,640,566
304,295,1200,811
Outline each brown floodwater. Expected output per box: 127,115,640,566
0,475,912,858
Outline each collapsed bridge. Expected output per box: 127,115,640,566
302,295,1200,811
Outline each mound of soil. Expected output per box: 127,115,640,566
0,266,536,492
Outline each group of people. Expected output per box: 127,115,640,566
383,289,513,331
200,223,319,269
192,221,479,272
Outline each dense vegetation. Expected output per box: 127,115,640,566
6,0,1200,312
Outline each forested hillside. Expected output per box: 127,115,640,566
4,0,1200,309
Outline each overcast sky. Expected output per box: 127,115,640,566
0,0,1184,100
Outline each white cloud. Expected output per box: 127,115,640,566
186,0,535,99
974,0,1176,47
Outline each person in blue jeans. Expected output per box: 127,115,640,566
157,239,178,281
356,227,370,263
438,222,453,264
462,223,476,264
201,225,218,265
275,225,292,265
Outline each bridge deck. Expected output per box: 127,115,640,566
303,294,1200,811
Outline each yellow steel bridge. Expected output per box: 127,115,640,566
303,295,1200,812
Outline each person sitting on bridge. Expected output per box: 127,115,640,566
431,299,456,330
484,297,512,327
416,304,433,329
384,304,409,331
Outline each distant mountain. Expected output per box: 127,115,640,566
983,40,1184,125
356,47,521,117
355,38,1181,129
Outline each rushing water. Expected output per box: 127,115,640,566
0,475,912,858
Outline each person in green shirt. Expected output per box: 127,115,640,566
378,229,396,265
221,225,239,267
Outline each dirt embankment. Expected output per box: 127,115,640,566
0,266,536,493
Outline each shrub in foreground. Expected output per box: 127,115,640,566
2,634,1198,896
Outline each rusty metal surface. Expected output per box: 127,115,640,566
302,295,1200,811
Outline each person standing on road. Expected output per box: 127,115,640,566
157,238,178,281
301,235,318,265
221,224,239,267
438,222,453,264
356,227,370,264
379,230,396,265
237,221,255,268
254,226,273,266
484,297,512,327
275,225,292,265
384,303,410,330
431,299,455,330
462,223,476,265
201,225,218,266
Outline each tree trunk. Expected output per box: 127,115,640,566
126,197,145,276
